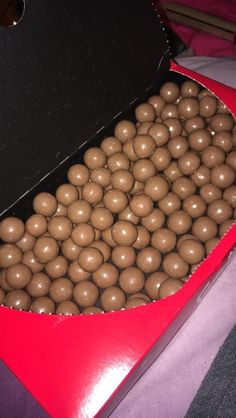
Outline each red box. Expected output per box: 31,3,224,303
0,2,235,417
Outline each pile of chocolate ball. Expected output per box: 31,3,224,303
0,80,235,315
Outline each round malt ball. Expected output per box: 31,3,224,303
178,151,201,176
178,97,199,119
207,199,232,224
136,247,162,273
102,228,117,248
178,239,205,264
22,250,44,273
81,181,103,205
90,241,111,263
84,147,106,169
223,186,236,209
212,131,233,153
45,255,68,279
162,253,189,279
191,165,210,188
159,279,183,299
100,287,126,312
111,221,138,246
0,269,12,291
49,278,73,303
118,206,140,226
164,118,183,138
148,95,165,116
83,306,102,314
151,147,171,171
188,129,211,152
119,267,145,294
30,297,55,314
211,164,235,189
33,192,57,216
111,169,134,193
219,219,235,237
67,164,90,187
6,263,32,289
92,263,119,288
160,82,180,103
0,244,22,268
124,298,147,309
67,200,92,224
25,214,47,238
199,95,217,117
67,261,90,283
47,216,72,241
141,208,165,232
192,216,218,243
200,183,222,204
144,175,169,201
158,192,181,216
133,226,150,250
4,289,31,311
61,238,82,261
182,195,207,218
167,210,192,235
78,247,104,272
128,293,151,303
71,223,95,247
56,301,80,315
201,146,225,168
73,280,99,308
0,217,25,243
111,246,136,269
137,122,153,135
148,122,170,146
135,103,156,123
103,189,128,214
56,183,79,206
151,228,177,253
145,272,170,299
114,120,136,142
33,236,59,263
167,136,189,159
177,234,198,250
164,161,182,182
90,207,114,231
90,167,111,188
172,177,196,200
205,238,220,255
130,194,153,217
27,272,51,298
181,80,200,97
107,152,130,172
133,135,156,158
122,139,139,161
184,116,205,134
210,114,234,132
15,232,36,253
226,151,236,171
101,136,122,156
161,103,178,119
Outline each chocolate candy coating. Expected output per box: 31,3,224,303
78,247,104,272
159,279,183,299
100,287,126,311
119,267,145,294
0,217,25,243
73,280,99,308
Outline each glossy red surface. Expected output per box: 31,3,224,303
0,64,236,418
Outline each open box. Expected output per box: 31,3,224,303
0,1,235,417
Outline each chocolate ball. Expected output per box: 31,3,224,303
33,192,57,217
4,289,31,310
100,136,122,156
168,136,189,159
16,232,36,253
56,301,80,315
183,195,207,218
6,263,32,289
90,207,114,231
159,278,183,298
188,129,211,152
136,247,162,273
61,238,82,261
205,237,219,254
160,82,180,103
111,221,137,246
178,97,199,119
73,280,99,308
0,244,22,268
0,217,25,243
107,152,130,172
67,164,90,187
114,120,136,142
92,263,119,288
219,219,234,236
162,253,189,278
177,234,198,250
201,146,225,168
132,159,156,182
56,183,79,206
90,167,111,188
164,118,182,138
84,147,106,169
145,272,169,299
179,239,205,264
30,297,55,314
148,95,166,115
161,103,179,120
118,206,140,225
111,245,136,268
83,306,102,314
91,243,110,264
137,122,153,135
102,228,117,247
150,147,171,171
103,189,128,214
133,134,156,158
25,214,47,238
172,176,196,199
45,256,68,279
184,116,205,134
71,223,95,247
122,139,138,161
200,183,222,204
111,169,134,193
178,151,201,175
191,165,211,187
67,200,92,224
33,236,59,263
181,80,200,97
47,216,72,241
223,186,236,208
124,298,147,309
135,103,156,123
151,228,176,253
212,132,233,153
133,226,150,250
192,216,217,242
207,199,232,224
49,277,73,303
226,151,236,171
119,267,145,294
130,194,153,217
199,96,217,117
128,293,151,303
27,272,51,297
0,269,12,291
210,114,234,132
144,175,169,201
211,164,235,189
158,192,181,215
78,247,103,272
100,287,126,312
81,181,103,205
167,210,192,235
164,161,182,182
22,250,44,273
68,260,90,283
141,208,165,232
148,123,170,146
198,89,214,99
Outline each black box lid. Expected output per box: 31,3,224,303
0,0,170,214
